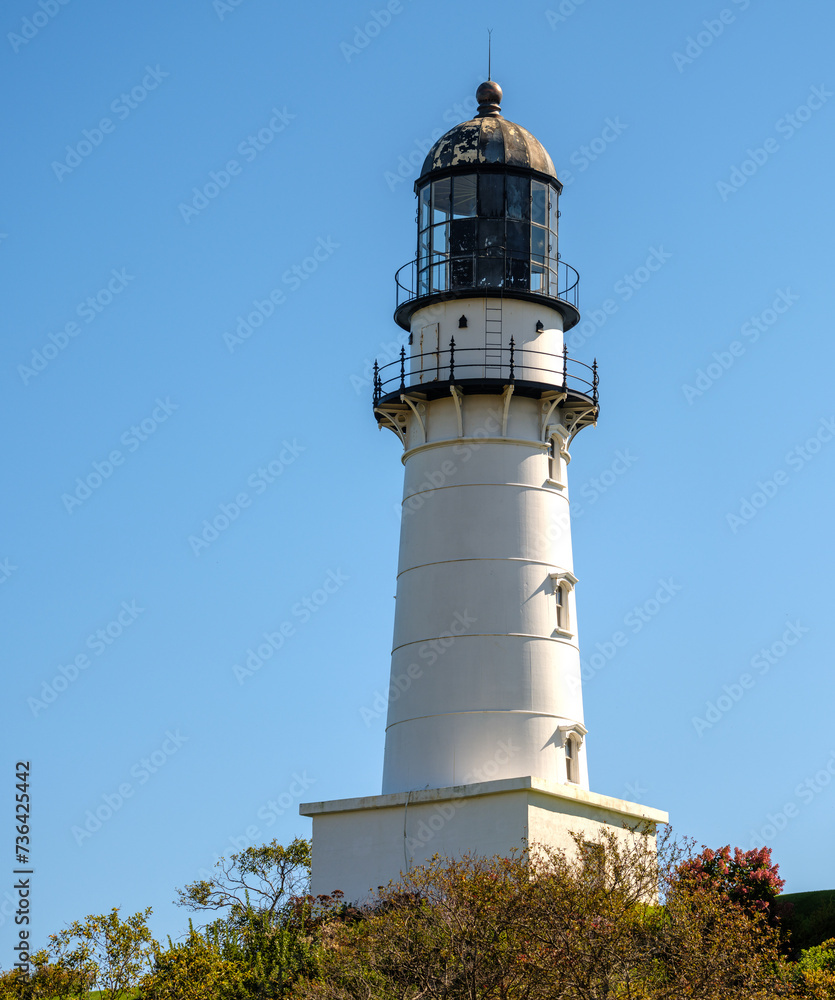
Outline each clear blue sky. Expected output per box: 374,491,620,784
3,0,834,955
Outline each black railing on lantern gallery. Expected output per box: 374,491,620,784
395,250,580,310
372,340,599,407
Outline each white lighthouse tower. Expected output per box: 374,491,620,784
301,82,666,899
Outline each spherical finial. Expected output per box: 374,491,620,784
476,80,502,117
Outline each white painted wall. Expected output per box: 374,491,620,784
407,297,566,387
301,779,667,902
381,299,593,795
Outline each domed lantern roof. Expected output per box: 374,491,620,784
416,81,561,190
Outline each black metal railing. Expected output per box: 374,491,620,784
395,249,580,312
373,340,598,407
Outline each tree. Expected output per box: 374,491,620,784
175,837,311,919
48,906,156,999
0,946,97,998
676,844,786,917
521,829,669,999
142,908,322,999
139,923,248,1000
294,851,541,1000
0,908,156,999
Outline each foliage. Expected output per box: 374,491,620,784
48,907,155,999
139,923,248,1000
174,838,311,919
677,844,785,918
2,834,830,998
0,951,56,999
141,906,322,999
0,909,153,999
796,938,835,974
777,938,835,998
293,828,799,1000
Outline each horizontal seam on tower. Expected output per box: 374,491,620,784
404,437,550,461
402,482,568,502
385,710,575,731
390,632,578,654
396,557,565,578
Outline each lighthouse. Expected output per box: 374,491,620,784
300,82,666,900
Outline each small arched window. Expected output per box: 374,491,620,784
558,723,587,786
565,734,578,783
555,583,568,631
545,429,567,489
548,438,560,483
549,571,578,636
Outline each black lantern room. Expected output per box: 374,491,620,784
394,82,580,332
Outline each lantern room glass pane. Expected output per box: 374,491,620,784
431,223,449,255
451,258,473,288
419,184,431,231
507,256,529,289
450,218,477,254
418,231,430,269
432,178,451,225
478,174,504,218
507,221,528,254
478,219,503,250
531,180,547,226
452,174,477,218
531,225,547,262
549,185,559,235
432,260,447,292
548,230,557,257
478,256,504,287
506,175,530,221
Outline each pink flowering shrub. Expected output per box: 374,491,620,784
678,844,785,916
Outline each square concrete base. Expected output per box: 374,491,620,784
300,776,668,901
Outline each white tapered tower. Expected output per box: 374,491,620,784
301,82,666,899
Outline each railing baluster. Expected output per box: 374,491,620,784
509,336,515,381
449,337,455,381
562,343,568,388
373,360,380,404
592,358,599,406
399,346,406,391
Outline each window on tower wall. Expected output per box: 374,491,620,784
565,734,578,783
548,439,560,484
550,572,577,637
555,584,567,631
547,436,565,488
